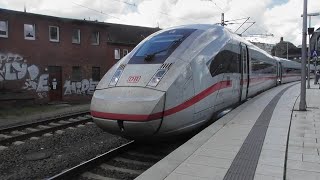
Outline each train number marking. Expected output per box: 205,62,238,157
127,76,141,83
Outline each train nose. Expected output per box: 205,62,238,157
90,87,165,138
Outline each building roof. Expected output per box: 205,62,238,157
105,23,160,45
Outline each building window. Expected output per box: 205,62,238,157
24,24,35,40
123,49,129,57
71,66,82,81
49,26,59,42
0,21,8,38
92,67,100,81
91,31,99,45
72,29,80,44
115,48,120,60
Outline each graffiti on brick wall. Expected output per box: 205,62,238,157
63,79,98,95
37,92,48,99
0,52,49,98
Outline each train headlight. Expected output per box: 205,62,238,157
109,65,125,87
148,69,167,87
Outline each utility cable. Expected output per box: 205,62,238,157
213,0,273,36
235,17,250,33
72,2,120,19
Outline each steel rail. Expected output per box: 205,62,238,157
0,113,91,146
47,140,135,180
0,111,89,134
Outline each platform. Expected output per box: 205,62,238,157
136,82,320,180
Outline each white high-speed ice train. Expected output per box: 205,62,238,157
90,24,301,139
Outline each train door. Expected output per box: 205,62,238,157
239,43,249,102
48,66,62,101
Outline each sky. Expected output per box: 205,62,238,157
0,0,319,46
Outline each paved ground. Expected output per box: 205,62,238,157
0,102,90,128
286,84,320,180
136,82,320,180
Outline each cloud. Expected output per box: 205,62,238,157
264,0,320,45
1,0,319,46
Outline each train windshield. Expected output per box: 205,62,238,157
129,28,196,64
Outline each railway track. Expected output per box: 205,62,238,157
48,140,185,180
0,111,91,146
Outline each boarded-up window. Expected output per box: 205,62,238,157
71,66,82,81
92,67,100,81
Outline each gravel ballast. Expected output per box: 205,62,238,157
0,124,130,180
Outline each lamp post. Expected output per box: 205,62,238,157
315,34,320,84
307,28,313,89
317,35,320,66
287,42,289,59
301,12,320,89
299,0,307,111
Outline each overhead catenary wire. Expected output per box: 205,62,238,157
201,0,228,24
72,0,269,33
159,11,200,24
72,2,120,19
211,0,273,37
246,33,274,37
98,0,204,26
203,0,225,12
110,0,206,26
110,0,137,7
234,17,250,33
225,17,250,23
241,22,256,35
203,0,257,31
226,22,255,25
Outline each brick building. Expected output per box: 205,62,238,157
271,37,302,62
250,42,274,55
0,8,159,105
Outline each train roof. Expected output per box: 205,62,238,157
145,24,300,67
172,24,275,58
274,57,301,69
168,24,279,64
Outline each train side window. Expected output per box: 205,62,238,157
286,68,300,74
251,58,275,74
24,24,35,40
286,68,291,73
242,47,249,75
0,20,8,38
210,50,239,77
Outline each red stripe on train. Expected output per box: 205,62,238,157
91,80,232,121
240,76,277,85
91,111,163,121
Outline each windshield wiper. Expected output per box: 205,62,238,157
144,48,169,61
144,38,182,61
